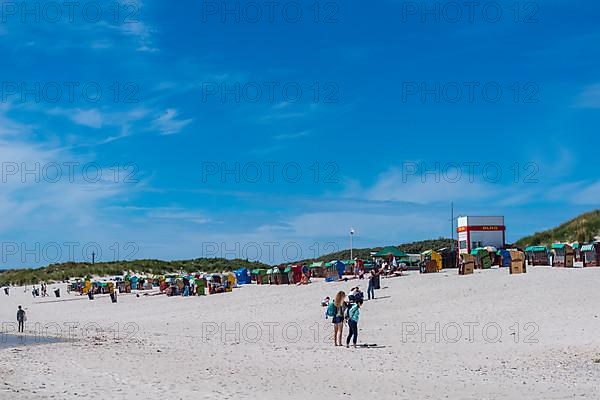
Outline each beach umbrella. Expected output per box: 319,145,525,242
373,246,407,258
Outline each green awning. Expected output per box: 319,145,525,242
310,262,324,268
581,244,595,252
551,243,566,249
470,248,487,255
284,267,292,273
572,242,580,249
529,246,548,252
373,246,407,258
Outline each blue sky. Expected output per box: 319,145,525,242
1,0,599,267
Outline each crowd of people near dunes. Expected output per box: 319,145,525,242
3,241,599,352
2,240,599,301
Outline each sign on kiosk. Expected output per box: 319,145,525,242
457,216,506,254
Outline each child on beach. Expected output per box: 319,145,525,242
346,299,362,348
322,296,331,319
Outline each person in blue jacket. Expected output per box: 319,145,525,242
346,299,362,348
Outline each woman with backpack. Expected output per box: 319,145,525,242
327,291,347,346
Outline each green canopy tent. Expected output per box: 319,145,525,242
373,247,408,259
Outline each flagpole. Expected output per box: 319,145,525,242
350,228,355,260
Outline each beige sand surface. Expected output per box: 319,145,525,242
1,266,600,399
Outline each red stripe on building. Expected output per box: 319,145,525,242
457,225,506,233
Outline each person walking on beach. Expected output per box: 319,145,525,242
367,269,378,300
327,291,347,346
17,306,26,333
346,299,362,348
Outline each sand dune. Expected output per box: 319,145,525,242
1,266,600,399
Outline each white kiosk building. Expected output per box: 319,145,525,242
457,216,505,254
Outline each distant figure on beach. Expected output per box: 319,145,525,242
322,296,331,319
3,286,9,296
183,277,190,296
327,291,347,346
373,266,381,289
302,264,309,278
336,260,345,280
356,259,365,279
111,286,118,303
17,306,26,333
346,299,362,348
367,269,378,300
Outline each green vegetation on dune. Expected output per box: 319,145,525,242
397,238,456,253
299,237,456,263
0,238,456,285
515,209,600,247
5,208,598,287
0,258,270,286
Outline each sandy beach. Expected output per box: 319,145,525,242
2,266,600,399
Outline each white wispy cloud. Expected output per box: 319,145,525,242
0,105,34,137
48,107,103,129
116,0,159,53
152,109,193,135
359,167,500,205
147,210,211,225
46,107,150,137
71,109,104,128
274,130,311,140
